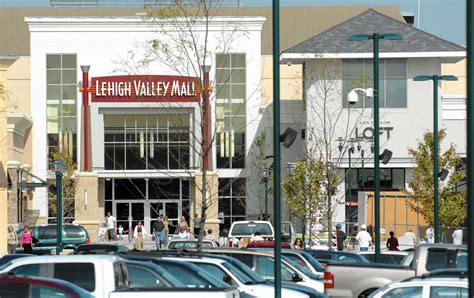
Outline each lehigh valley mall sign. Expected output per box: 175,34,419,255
90,75,202,103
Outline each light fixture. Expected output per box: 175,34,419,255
280,127,298,148
438,168,449,181
380,149,393,165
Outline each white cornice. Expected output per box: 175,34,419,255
7,112,33,138
280,51,466,62
25,16,266,32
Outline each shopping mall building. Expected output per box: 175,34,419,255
0,5,466,250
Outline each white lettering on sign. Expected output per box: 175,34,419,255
95,80,195,98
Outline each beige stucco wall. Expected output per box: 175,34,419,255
74,172,101,242
441,59,466,95
261,55,303,106
191,171,220,236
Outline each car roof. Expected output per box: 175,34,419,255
169,239,213,242
230,221,271,224
203,248,274,256
357,251,409,255
390,277,467,286
162,256,227,265
5,254,123,266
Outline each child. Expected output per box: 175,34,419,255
118,225,124,241
98,223,107,242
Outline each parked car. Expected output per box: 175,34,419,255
357,251,409,265
246,241,292,249
0,255,129,297
74,243,129,255
323,243,468,297
263,249,325,277
0,273,95,298
124,254,235,289
208,253,327,298
227,221,274,247
369,271,468,297
303,249,369,268
162,255,309,298
126,260,185,288
203,248,324,292
167,239,220,249
16,224,90,254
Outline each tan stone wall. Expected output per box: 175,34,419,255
74,172,101,242
191,171,220,236
261,55,303,106
441,59,466,96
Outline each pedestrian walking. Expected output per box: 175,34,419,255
20,225,33,254
386,231,399,251
404,229,417,248
355,224,372,252
105,212,116,241
335,223,346,251
204,229,217,242
193,213,201,237
425,227,434,243
117,224,124,241
177,227,190,239
162,216,171,247
98,223,107,242
7,226,18,254
133,221,147,251
179,216,189,232
453,228,463,245
152,216,165,250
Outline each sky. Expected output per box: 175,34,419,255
0,0,466,46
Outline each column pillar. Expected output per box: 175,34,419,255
74,172,101,242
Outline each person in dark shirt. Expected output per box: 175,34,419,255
386,231,399,251
152,216,165,250
335,223,346,251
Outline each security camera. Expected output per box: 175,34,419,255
347,90,359,104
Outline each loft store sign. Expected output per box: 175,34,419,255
90,75,202,103
355,120,394,141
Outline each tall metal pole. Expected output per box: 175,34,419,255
55,161,63,255
361,150,365,191
465,1,474,295
348,148,352,203
272,0,282,296
373,33,381,263
432,75,440,243
80,66,90,172
264,172,268,219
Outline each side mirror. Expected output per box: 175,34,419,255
223,274,233,284
292,273,303,282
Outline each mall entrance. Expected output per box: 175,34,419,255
105,178,190,236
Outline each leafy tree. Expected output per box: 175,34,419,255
48,148,77,223
282,158,326,240
405,129,466,227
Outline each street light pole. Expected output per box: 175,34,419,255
53,160,65,255
413,74,457,242
272,0,282,296
349,33,402,263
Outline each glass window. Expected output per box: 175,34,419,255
64,226,85,238
426,250,448,271
46,54,77,162
194,263,227,283
128,265,167,288
0,282,30,297
218,178,246,231
10,264,41,276
31,285,72,298
342,59,407,108
38,226,57,239
54,263,95,292
430,286,468,298
384,287,423,298
216,53,246,169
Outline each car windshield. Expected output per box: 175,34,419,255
224,257,266,284
168,241,214,249
221,261,254,285
159,262,230,289
0,261,12,272
300,251,325,272
282,256,320,280
230,223,273,236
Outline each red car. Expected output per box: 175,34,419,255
246,241,292,248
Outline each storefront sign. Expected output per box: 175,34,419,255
90,75,202,102
355,120,394,141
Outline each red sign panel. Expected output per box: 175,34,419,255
90,75,202,103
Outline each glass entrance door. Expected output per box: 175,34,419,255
115,202,145,237
149,201,180,235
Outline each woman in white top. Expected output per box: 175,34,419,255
133,221,147,250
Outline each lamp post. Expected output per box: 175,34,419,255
349,33,402,263
413,74,458,243
52,160,65,255
272,0,281,296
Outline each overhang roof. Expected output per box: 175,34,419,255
282,9,465,60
